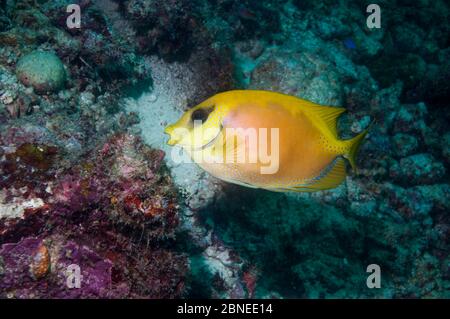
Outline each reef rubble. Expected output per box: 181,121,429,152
0,0,448,298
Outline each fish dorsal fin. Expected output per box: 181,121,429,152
268,157,347,193
305,104,346,138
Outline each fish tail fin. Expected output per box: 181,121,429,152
343,124,371,172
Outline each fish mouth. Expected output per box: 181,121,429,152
164,124,181,146
164,123,223,149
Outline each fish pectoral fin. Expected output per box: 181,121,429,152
221,133,246,163
306,105,346,138
271,157,347,193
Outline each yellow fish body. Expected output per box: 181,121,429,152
164,90,368,192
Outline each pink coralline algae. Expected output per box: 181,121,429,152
0,237,126,298
0,133,187,298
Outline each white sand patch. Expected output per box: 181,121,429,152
122,56,222,209
122,56,244,297
0,190,45,219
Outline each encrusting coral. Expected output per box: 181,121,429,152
0,133,187,298
0,0,449,299
16,50,67,94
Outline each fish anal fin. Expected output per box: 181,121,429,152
269,157,347,193
225,178,259,189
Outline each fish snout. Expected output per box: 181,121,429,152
164,124,183,146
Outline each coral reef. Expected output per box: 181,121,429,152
16,50,67,94
0,0,449,299
0,133,187,298
123,0,197,60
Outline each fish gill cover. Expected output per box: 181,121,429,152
0,0,448,299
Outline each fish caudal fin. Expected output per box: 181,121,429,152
343,127,369,171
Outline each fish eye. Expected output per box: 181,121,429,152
191,105,215,123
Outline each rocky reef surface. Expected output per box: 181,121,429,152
0,0,449,298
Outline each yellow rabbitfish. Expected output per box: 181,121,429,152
164,90,368,192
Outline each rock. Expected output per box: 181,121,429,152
390,153,446,185
391,133,419,158
350,115,371,134
368,53,426,92
313,16,351,40
234,40,266,60
16,51,67,94
442,132,450,162
414,184,450,212
124,0,196,60
392,103,428,134
392,23,425,53
249,49,343,106
0,8,12,32
0,134,187,298
0,0,447,300
415,49,450,105
352,24,383,58
78,91,96,109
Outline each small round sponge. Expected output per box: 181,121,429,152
16,50,67,94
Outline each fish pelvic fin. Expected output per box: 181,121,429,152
343,123,372,172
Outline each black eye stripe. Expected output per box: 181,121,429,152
191,105,215,123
